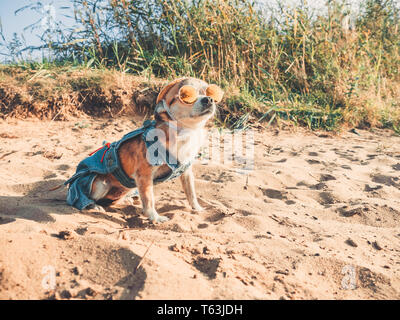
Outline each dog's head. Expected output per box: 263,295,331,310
155,77,224,129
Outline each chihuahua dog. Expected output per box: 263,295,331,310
67,78,223,223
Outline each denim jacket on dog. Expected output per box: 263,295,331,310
65,119,192,210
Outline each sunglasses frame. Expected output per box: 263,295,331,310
178,85,222,105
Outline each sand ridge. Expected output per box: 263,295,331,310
0,117,399,299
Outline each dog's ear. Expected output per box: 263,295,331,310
156,78,186,104
179,85,197,104
206,84,224,103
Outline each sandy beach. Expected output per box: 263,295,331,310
0,116,399,299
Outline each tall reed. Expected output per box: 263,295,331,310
2,0,400,131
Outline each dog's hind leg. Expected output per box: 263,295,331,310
180,166,203,212
86,175,112,212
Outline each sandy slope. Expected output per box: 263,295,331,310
0,116,399,300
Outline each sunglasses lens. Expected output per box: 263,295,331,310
205,84,223,103
179,85,198,104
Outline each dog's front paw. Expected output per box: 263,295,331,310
192,202,204,212
145,209,169,223
153,215,170,223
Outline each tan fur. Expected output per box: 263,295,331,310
156,77,187,104
88,78,224,223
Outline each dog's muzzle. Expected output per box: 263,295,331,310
199,97,215,115
201,96,213,107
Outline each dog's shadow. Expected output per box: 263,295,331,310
113,248,147,300
0,179,71,224
0,180,151,299
0,179,191,229
0,179,140,228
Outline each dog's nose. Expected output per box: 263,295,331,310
201,96,213,106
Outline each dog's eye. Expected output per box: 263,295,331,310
169,97,177,105
178,85,198,104
205,84,224,103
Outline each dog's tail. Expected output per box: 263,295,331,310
48,183,66,192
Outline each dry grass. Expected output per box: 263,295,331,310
1,0,399,133
1,64,399,135
0,65,162,120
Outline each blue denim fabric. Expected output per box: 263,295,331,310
65,120,192,210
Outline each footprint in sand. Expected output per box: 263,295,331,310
57,164,71,171
310,183,328,190
319,174,336,182
193,257,221,279
392,163,400,171
43,173,58,179
364,184,383,192
201,171,234,183
333,149,360,162
318,192,337,205
261,188,287,200
296,181,327,191
371,174,399,188
358,267,391,291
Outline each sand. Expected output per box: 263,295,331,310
0,116,399,300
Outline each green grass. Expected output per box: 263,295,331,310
1,0,400,132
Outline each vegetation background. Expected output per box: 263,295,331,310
0,0,399,133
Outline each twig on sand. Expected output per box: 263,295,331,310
0,151,17,160
308,172,319,181
134,240,155,274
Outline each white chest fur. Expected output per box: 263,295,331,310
150,126,206,180
174,127,206,164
